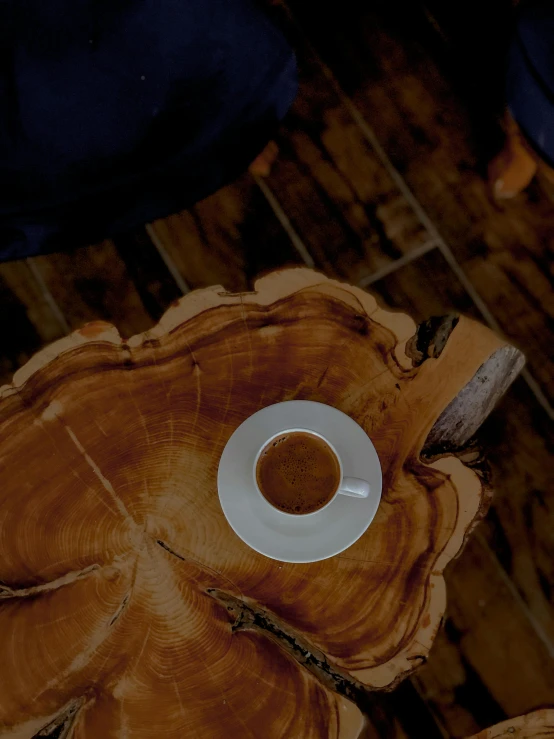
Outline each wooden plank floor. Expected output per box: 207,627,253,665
1,1,553,736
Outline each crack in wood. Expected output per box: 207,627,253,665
155,538,247,598
207,587,370,699
406,314,459,367
0,564,101,600
154,541,436,736
154,538,408,726
205,587,446,737
156,538,186,561
205,586,410,733
109,592,131,626
63,422,133,521
32,696,87,739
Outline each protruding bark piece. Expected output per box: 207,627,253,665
470,709,554,738
409,315,525,456
405,314,460,367
0,269,523,738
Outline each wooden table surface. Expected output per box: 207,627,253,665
1,270,520,737
0,0,552,736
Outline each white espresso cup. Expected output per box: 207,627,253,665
253,427,370,517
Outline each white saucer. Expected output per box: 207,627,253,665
217,401,382,563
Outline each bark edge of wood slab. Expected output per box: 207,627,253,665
0,268,523,739
469,709,554,738
410,315,525,456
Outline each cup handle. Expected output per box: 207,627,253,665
338,477,370,498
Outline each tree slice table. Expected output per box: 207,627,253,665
0,269,524,739
470,710,554,738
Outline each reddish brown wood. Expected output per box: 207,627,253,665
264,38,431,283
470,710,554,738
148,172,303,292
0,269,522,738
368,250,554,737
30,240,155,336
0,261,66,386
287,0,554,407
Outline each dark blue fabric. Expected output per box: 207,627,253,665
0,0,297,260
507,0,554,167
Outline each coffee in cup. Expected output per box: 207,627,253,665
255,431,341,514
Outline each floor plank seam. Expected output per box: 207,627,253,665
300,42,554,421
434,239,554,420
475,530,554,660
308,47,453,245
357,238,439,287
145,223,191,295
26,258,71,336
254,175,316,267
